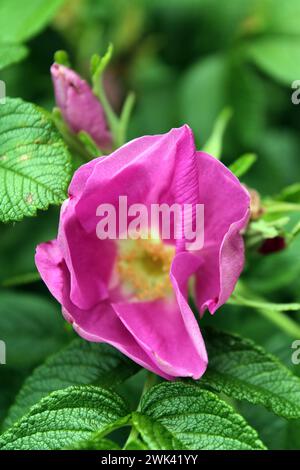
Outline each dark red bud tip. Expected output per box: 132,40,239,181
259,236,286,255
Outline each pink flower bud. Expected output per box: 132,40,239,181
51,63,112,150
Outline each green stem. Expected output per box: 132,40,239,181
52,108,92,162
92,72,135,150
123,372,158,448
92,78,119,146
117,92,135,147
1,272,40,287
230,282,300,339
265,202,300,214
256,308,300,339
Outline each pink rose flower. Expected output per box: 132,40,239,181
35,126,250,380
51,63,112,150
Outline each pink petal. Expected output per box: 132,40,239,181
74,125,200,250
35,240,65,304
195,151,250,314
113,252,207,379
57,198,117,310
35,239,171,379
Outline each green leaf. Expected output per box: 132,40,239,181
71,437,121,450
229,153,257,178
277,183,300,203
247,37,300,86
0,290,68,370
74,437,120,450
290,220,300,240
0,98,71,222
202,108,232,159
123,438,148,450
179,54,228,143
0,386,129,450
4,338,139,429
202,328,300,419
257,0,300,35
132,412,185,450
90,43,114,78
0,0,64,43
0,369,26,425
229,63,268,147
0,43,28,70
140,382,265,450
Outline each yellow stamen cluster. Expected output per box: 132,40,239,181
117,237,175,301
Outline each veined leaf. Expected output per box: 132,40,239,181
131,412,185,450
140,382,265,450
0,386,130,450
0,98,71,222
70,437,121,451
202,328,300,419
4,338,139,429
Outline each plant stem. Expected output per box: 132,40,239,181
117,92,135,147
123,372,158,448
52,108,92,162
256,308,300,339
1,271,41,287
92,78,119,145
265,202,300,214
230,282,300,339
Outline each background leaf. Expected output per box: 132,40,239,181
247,37,300,86
0,43,28,71
0,0,64,43
0,290,68,370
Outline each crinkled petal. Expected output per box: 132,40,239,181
195,151,250,314
74,125,200,251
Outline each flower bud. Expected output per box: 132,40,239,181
51,63,112,150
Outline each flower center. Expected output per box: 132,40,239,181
117,237,175,301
